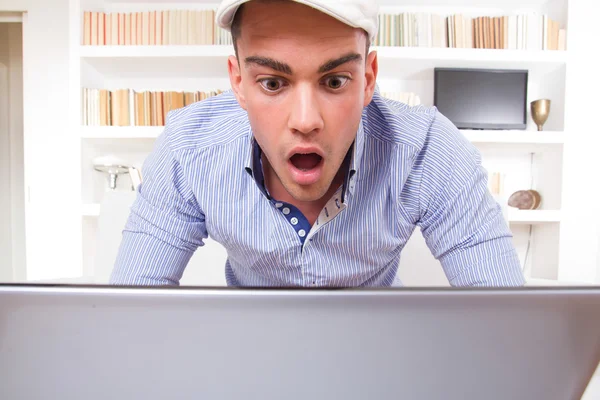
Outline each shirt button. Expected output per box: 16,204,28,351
275,202,283,208
283,207,290,215
298,229,306,238
290,217,298,225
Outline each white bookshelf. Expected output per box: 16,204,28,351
72,0,574,285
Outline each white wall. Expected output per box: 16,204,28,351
0,0,78,281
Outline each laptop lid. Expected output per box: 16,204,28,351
1,284,599,400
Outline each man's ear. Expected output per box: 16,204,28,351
228,55,247,110
363,50,378,107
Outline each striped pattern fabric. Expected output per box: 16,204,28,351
110,89,525,287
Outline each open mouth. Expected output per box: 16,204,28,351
290,153,323,171
287,152,324,186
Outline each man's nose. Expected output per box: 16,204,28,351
287,83,324,135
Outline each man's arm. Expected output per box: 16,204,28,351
109,124,208,286
416,112,525,287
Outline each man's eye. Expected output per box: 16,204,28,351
259,79,284,92
324,76,349,89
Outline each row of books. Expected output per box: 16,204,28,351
373,13,566,51
82,10,231,46
82,9,565,51
82,88,224,126
82,88,422,126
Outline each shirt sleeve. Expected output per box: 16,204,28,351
109,124,208,286
416,112,525,287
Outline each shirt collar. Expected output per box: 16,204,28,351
244,120,365,203
244,134,271,200
347,117,365,198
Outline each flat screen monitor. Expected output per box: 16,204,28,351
434,67,528,130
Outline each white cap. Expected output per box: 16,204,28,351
215,0,379,43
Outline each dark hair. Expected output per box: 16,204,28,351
230,4,371,60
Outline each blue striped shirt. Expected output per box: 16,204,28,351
110,89,525,287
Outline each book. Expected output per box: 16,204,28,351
83,89,225,126
82,10,562,50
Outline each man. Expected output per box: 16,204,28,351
110,0,525,287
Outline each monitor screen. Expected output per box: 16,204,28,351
433,68,528,130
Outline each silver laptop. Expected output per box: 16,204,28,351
1,284,599,400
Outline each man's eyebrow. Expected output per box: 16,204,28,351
244,56,293,75
318,53,363,73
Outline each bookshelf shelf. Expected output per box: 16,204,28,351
374,46,567,64
81,126,162,139
79,44,234,58
375,47,567,77
461,130,565,144
80,45,567,62
79,45,567,78
506,209,562,224
81,126,566,145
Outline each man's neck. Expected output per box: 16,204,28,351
263,156,345,226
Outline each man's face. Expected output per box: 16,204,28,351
228,1,378,203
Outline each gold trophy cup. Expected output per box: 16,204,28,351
531,99,551,131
